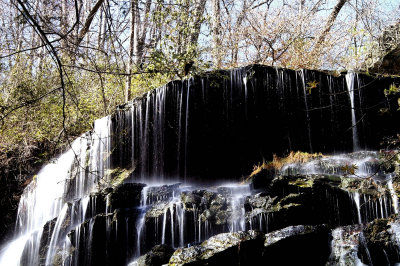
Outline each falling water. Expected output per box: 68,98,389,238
0,116,112,266
387,177,399,214
353,192,362,224
346,72,359,151
134,187,149,258
299,69,313,152
328,226,364,265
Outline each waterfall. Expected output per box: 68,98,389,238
299,69,313,153
1,65,400,266
346,72,360,151
0,116,112,266
328,226,365,265
387,177,399,214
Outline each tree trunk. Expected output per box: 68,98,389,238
189,0,207,46
60,0,68,53
86,0,91,50
232,0,247,66
97,4,103,50
133,0,141,66
212,0,222,68
125,0,136,102
313,0,347,52
139,0,152,59
76,0,105,47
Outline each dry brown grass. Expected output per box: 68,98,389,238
249,151,324,178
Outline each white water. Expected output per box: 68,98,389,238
0,116,112,266
329,226,365,265
353,192,362,224
388,177,399,214
346,72,360,151
281,151,381,178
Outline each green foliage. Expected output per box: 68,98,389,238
341,164,358,176
384,83,400,96
384,83,400,111
306,80,319,94
147,0,209,80
0,53,127,162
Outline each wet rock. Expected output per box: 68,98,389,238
209,194,226,213
181,191,203,211
246,173,397,232
38,218,57,263
37,202,75,264
106,167,134,187
145,202,171,219
68,214,108,266
67,206,143,266
250,168,276,192
244,192,276,212
86,191,107,218
216,185,249,196
146,184,181,205
359,218,400,265
144,200,182,250
168,230,265,265
263,225,331,265
106,183,146,211
200,191,216,207
134,244,175,266
214,211,229,225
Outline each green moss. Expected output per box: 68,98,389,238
364,218,391,245
282,203,302,209
104,167,133,187
288,179,313,188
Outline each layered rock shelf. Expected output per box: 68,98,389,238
1,65,399,265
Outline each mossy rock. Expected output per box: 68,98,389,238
181,191,203,210
359,218,400,265
103,167,134,188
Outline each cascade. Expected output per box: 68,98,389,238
1,65,400,265
0,116,112,266
328,226,365,265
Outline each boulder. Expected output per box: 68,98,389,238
250,168,276,192
181,191,203,211
168,230,265,265
146,184,181,205
38,217,57,262
133,244,175,266
106,183,146,211
263,225,331,265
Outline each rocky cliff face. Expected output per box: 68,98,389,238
367,21,400,75
111,65,400,182
1,65,400,265
12,150,399,266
